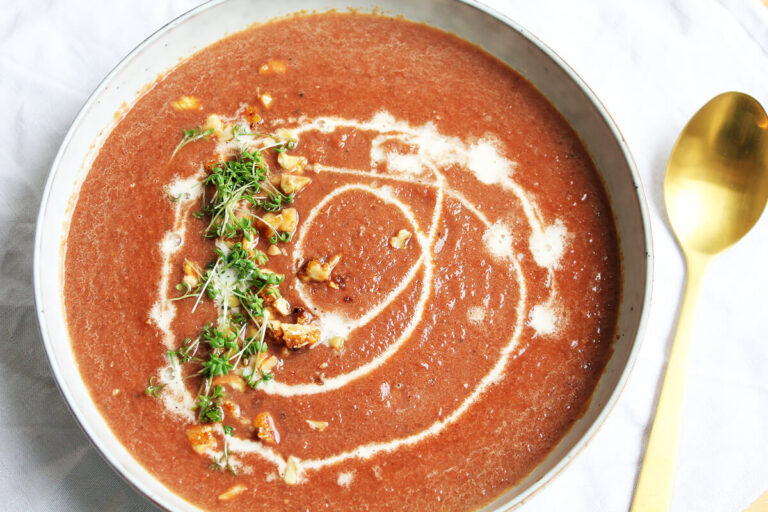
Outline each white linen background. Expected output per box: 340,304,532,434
1,0,766,510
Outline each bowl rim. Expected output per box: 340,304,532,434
33,1,654,510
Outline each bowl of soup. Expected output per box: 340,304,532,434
34,1,652,510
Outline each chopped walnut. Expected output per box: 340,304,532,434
254,412,280,445
296,309,314,325
246,324,260,338
281,208,298,233
259,285,280,308
283,323,321,348
203,114,234,141
301,254,341,282
277,152,307,173
328,336,345,351
243,105,262,126
183,259,202,288
275,128,298,145
222,400,241,419
259,208,298,235
218,483,247,501
172,96,201,111
260,93,274,109
390,229,412,249
186,425,217,455
273,297,291,316
280,174,311,195
212,374,246,393
258,59,287,75
283,456,300,485
306,419,329,431
268,174,282,187
226,294,240,308
259,212,284,232
270,321,321,349
258,354,279,373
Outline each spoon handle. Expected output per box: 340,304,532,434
630,252,709,511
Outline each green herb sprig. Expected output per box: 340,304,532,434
170,126,214,161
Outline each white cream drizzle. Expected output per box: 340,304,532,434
148,170,206,423
147,111,570,479
528,304,558,336
259,183,440,397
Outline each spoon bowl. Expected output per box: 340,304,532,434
665,92,768,254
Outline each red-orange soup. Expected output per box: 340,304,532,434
64,12,620,511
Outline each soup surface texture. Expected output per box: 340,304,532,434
64,12,620,512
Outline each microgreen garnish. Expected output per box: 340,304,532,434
201,149,294,237
145,376,165,397
196,385,225,423
211,425,237,475
170,126,214,161
149,119,307,478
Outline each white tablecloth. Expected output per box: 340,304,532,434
1,0,767,510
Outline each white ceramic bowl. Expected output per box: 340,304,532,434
34,1,653,510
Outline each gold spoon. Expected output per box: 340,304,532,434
631,92,768,511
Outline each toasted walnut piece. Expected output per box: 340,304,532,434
226,294,240,308
183,259,201,288
283,456,300,485
246,324,260,338
280,174,311,195
259,354,279,373
260,93,274,109
275,128,298,145
222,400,241,419
218,483,247,501
270,60,287,73
243,106,262,126
275,323,321,349
203,114,234,141
260,212,284,232
172,96,201,111
302,254,342,282
306,419,329,431
254,412,280,445
267,244,281,256
212,374,246,393
258,59,287,75
273,297,291,316
280,208,298,233
295,309,313,325
268,320,284,338
259,284,280,307
390,229,413,249
329,336,345,351
186,425,217,455
277,152,307,173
